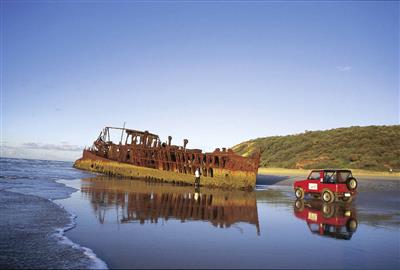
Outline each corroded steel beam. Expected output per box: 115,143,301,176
75,126,261,190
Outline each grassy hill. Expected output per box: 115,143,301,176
232,125,400,171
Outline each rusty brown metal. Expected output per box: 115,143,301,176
85,126,260,178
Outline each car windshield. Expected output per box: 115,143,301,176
308,171,320,180
338,171,352,183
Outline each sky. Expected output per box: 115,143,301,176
1,0,399,161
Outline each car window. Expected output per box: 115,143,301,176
338,172,352,183
308,171,320,180
324,172,337,183
309,223,319,233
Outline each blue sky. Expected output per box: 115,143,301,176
1,1,399,161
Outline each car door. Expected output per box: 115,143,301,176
319,171,337,192
306,171,321,192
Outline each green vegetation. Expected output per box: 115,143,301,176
233,125,400,171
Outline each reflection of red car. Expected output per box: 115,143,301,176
293,200,358,240
293,169,357,203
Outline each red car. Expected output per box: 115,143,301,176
293,200,358,240
293,169,358,203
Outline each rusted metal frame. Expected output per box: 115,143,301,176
96,143,257,174
108,127,159,138
91,132,259,175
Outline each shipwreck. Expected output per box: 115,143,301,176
74,127,260,190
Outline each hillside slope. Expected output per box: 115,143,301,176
232,125,400,171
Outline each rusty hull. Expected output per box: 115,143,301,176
74,127,260,190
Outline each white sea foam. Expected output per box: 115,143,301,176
52,213,108,269
52,179,108,270
1,159,107,269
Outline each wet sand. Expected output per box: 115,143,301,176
1,158,399,269
257,174,400,229
57,175,399,269
258,168,400,179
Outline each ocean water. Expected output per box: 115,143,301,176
0,157,107,269
0,157,399,269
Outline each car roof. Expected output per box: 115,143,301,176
311,169,352,172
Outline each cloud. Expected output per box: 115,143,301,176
0,145,20,156
1,142,83,161
22,142,84,152
336,66,352,72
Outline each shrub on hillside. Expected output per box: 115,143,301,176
233,125,400,171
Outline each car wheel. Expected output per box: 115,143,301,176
294,199,304,211
322,203,335,218
322,190,335,203
346,218,358,232
295,188,304,199
346,177,358,191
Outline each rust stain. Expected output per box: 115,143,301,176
75,127,260,189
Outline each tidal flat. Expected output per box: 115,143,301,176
0,158,399,269
58,175,399,269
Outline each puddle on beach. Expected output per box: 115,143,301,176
57,176,399,269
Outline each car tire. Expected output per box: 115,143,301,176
346,177,358,191
294,199,304,211
322,203,335,218
295,188,304,199
322,189,335,203
346,218,358,232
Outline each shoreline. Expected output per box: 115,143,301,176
0,157,107,269
0,188,106,269
52,181,108,270
257,167,400,180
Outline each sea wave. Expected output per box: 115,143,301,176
0,158,106,269
0,175,36,180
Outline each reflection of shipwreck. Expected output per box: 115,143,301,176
81,177,260,235
74,127,260,189
293,200,358,240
